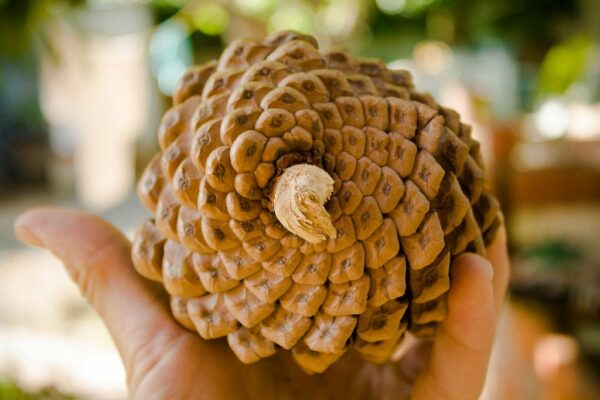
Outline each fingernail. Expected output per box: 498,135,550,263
14,214,45,248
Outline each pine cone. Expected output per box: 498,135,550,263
132,30,501,373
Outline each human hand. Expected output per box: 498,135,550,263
15,207,509,400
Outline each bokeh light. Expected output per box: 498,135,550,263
376,0,439,16
375,0,407,15
193,3,230,36
317,0,361,37
268,2,313,34
234,0,277,16
149,18,192,95
535,99,570,139
413,40,453,74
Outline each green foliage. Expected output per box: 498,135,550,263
0,0,84,57
538,35,593,95
519,240,583,271
375,0,442,17
369,0,579,54
192,3,229,36
0,381,76,400
150,0,183,23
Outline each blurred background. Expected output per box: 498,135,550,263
0,0,599,398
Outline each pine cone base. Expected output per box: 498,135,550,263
132,30,501,373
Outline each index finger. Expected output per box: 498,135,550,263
14,208,180,372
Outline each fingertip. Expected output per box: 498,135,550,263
486,223,511,317
445,252,495,340
14,208,53,248
15,207,88,245
452,252,494,283
490,223,507,251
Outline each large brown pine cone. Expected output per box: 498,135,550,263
131,30,501,373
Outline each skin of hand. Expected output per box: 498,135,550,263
15,207,509,400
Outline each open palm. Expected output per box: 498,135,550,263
15,208,509,400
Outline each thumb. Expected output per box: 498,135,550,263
14,207,180,373
412,253,496,400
